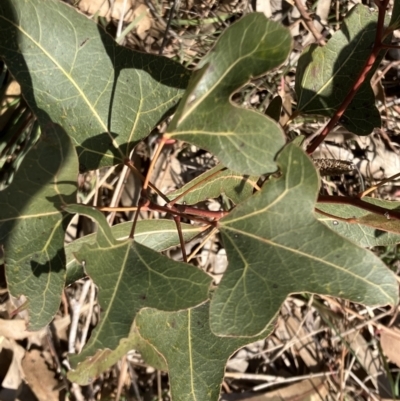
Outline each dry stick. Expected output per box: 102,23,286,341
187,227,219,262
358,171,400,198
107,164,131,225
68,279,91,354
306,0,391,154
79,281,96,353
115,355,128,401
293,0,326,46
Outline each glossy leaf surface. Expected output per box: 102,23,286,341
210,143,398,336
167,13,292,175
136,303,273,401
66,205,212,365
0,122,78,330
0,0,189,171
296,5,384,135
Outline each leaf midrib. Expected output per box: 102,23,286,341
223,225,393,301
0,14,121,153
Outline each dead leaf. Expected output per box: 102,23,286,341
381,327,400,368
0,337,25,390
22,350,61,401
133,4,151,37
0,319,34,340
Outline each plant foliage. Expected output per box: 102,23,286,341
0,0,399,399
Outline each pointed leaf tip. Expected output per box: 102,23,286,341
167,13,292,175
210,143,398,337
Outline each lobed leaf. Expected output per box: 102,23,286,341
136,303,274,401
65,218,205,285
166,13,292,175
210,143,399,337
0,0,189,171
67,325,166,385
296,4,387,135
0,121,78,330
66,205,212,366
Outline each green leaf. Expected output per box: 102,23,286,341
210,143,398,337
136,303,274,401
65,217,205,285
317,198,400,247
167,164,258,205
295,5,387,135
66,205,212,366
0,0,189,171
67,324,167,385
389,1,400,31
166,13,292,175
0,122,78,330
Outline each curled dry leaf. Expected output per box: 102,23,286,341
380,327,400,368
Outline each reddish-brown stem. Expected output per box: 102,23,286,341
173,215,187,262
306,0,391,154
128,197,148,239
129,136,169,239
381,43,400,50
146,201,227,222
318,194,400,221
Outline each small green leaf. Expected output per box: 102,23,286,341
0,122,78,330
0,0,189,171
67,206,212,365
136,303,274,401
65,218,205,285
317,198,400,247
296,5,387,135
210,143,398,337
167,164,258,204
167,13,292,175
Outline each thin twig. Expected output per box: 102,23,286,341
79,281,96,353
307,0,391,154
318,194,400,221
293,0,326,46
173,215,187,262
159,0,180,55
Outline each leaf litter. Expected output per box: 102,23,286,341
0,0,400,400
